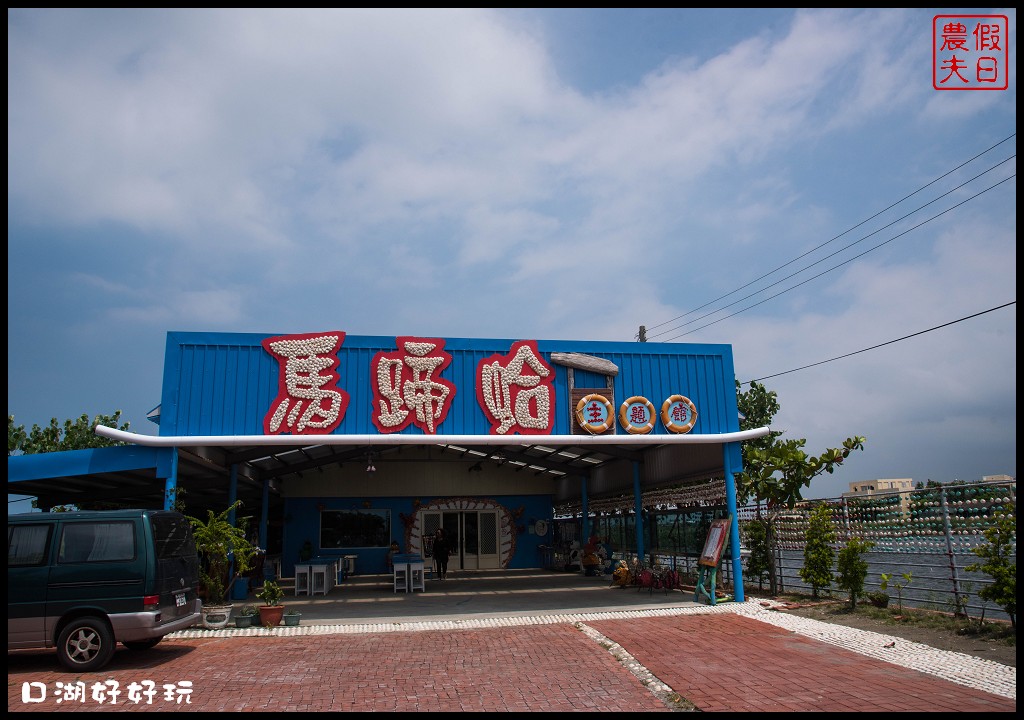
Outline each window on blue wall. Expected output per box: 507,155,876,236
320,509,390,548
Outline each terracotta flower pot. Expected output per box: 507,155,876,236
258,605,285,627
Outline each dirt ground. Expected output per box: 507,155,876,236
770,598,1016,668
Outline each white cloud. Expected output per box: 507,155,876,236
8,8,1015,494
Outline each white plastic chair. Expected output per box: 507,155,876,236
409,560,425,592
294,564,311,596
310,564,329,595
393,563,408,593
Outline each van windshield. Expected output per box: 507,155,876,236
151,514,197,559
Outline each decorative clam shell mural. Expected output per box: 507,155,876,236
407,497,517,568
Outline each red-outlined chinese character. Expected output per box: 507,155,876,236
940,22,969,51
262,332,350,435
371,337,456,434
973,23,1002,51
476,340,555,435
976,56,1000,83
939,55,970,84
934,15,1008,90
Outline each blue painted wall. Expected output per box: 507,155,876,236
281,494,554,577
160,332,740,438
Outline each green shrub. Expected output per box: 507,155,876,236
965,501,1016,628
799,504,836,598
835,537,874,609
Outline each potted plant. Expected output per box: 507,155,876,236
256,580,285,627
189,501,258,629
234,604,258,628
283,609,302,627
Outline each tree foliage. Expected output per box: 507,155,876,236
735,380,865,595
799,503,837,598
735,381,866,509
836,537,875,609
742,518,772,590
9,412,130,455
189,501,258,606
9,412,133,511
965,501,1017,628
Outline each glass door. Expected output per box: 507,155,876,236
420,509,500,571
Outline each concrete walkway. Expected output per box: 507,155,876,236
7,570,1016,712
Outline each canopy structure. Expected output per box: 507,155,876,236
10,426,769,517
8,330,764,600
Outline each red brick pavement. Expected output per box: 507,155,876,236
589,614,1016,713
8,614,1016,712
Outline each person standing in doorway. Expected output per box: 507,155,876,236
433,528,451,580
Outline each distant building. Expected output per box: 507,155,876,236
843,478,915,516
843,478,914,497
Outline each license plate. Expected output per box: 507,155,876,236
175,592,186,608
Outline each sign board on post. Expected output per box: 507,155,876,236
695,517,731,606
699,518,731,567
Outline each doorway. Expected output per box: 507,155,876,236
420,509,500,570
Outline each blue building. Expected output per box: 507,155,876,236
9,331,768,598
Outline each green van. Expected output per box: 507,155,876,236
8,509,202,672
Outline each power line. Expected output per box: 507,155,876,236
663,173,1015,340
739,301,1015,386
641,132,1017,341
656,158,1015,339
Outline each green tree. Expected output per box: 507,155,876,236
799,503,836,598
835,537,874,609
9,412,130,455
189,501,258,606
742,518,772,590
965,501,1016,628
9,412,132,510
735,380,865,595
879,572,913,616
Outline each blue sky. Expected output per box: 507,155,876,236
8,8,1016,511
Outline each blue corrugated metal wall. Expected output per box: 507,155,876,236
160,332,739,438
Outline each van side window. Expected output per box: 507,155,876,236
8,524,53,566
151,514,197,559
58,521,136,563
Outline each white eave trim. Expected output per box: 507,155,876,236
95,425,771,448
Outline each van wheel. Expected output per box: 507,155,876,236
123,637,162,651
57,618,115,672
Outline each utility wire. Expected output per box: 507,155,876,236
739,301,1015,386
641,132,1017,340
655,157,1015,339
663,173,1015,340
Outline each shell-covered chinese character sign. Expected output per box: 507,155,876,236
262,332,350,435
371,337,456,434
476,340,555,435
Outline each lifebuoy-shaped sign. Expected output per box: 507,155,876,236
576,394,614,434
620,396,656,434
662,395,697,433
